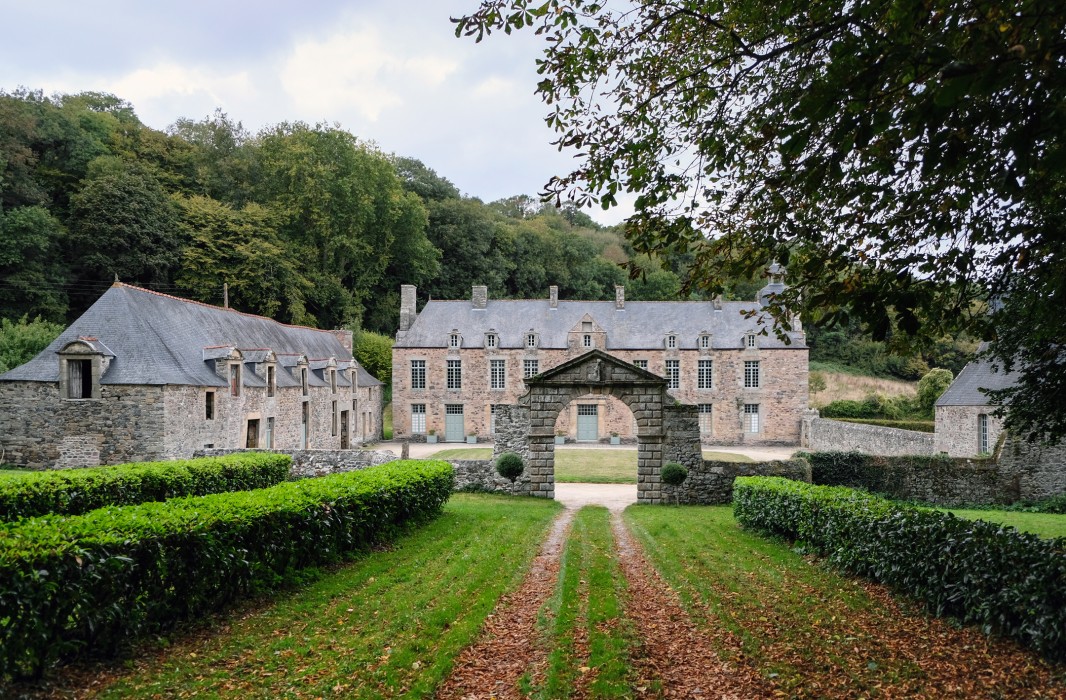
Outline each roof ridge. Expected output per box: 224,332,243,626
115,283,343,336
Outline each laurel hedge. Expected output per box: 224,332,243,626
0,453,292,522
0,460,453,679
733,477,1066,660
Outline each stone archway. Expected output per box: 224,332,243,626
520,349,671,504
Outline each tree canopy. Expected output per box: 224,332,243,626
455,0,1066,443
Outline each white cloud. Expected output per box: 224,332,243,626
280,26,458,122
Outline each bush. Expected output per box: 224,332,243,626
660,462,688,486
917,368,954,414
0,460,453,679
495,452,524,491
733,477,1066,660
0,316,64,373
819,398,880,419
0,453,292,521
831,418,935,432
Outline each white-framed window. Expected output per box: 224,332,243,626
449,333,460,348
524,359,539,378
633,359,648,370
698,359,713,389
447,359,462,389
698,404,712,434
666,359,680,389
411,403,426,434
527,333,537,348
744,360,760,388
745,403,760,432
978,413,989,454
490,359,506,390
746,334,757,348
411,359,426,389
486,333,497,348
583,334,592,348
667,334,677,349
699,334,710,349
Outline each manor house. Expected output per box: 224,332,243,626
0,283,383,468
391,272,809,445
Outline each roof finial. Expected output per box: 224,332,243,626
112,273,121,287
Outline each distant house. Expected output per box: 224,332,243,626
391,269,809,445
0,283,383,468
934,354,1017,457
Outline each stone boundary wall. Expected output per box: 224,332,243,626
664,459,812,505
452,459,532,495
804,415,935,456
194,448,397,479
997,437,1066,502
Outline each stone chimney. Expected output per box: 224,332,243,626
615,285,625,310
549,285,559,309
472,285,488,309
330,329,353,352
399,285,417,332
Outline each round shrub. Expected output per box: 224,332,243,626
661,462,688,486
495,452,525,483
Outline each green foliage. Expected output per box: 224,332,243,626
830,418,935,433
0,453,291,521
660,462,688,486
0,315,63,373
808,371,827,396
353,330,392,383
0,206,68,322
733,478,1066,660
917,368,955,413
802,451,969,496
0,460,453,679
820,393,926,421
495,452,525,484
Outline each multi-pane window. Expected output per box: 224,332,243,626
978,413,989,454
450,333,460,348
667,335,677,349
490,359,506,390
633,359,648,370
744,360,760,388
411,403,426,434
486,333,497,348
666,360,680,389
746,334,757,348
699,335,710,349
524,359,539,378
745,404,760,432
583,334,592,348
527,333,537,348
447,359,462,389
411,359,426,389
698,359,713,389
698,404,712,434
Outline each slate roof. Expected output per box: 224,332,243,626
0,283,377,388
395,299,806,350
936,355,1018,407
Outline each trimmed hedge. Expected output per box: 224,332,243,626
734,477,1066,660
832,417,935,433
0,460,453,678
0,453,292,521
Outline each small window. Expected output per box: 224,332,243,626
978,413,989,454
330,369,337,394
527,333,537,348
699,335,710,349
332,400,338,436
265,417,275,449
229,364,241,397
745,404,760,432
411,359,426,390
524,359,540,378
205,391,215,420
246,419,260,448
490,359,506,390
67,359,93,399
744,360,760,388
667,335,677,349
583,334,592,348
266,365,276,397
698,404,712,434
746,334,757,348
666,360,680,389
447,359,462,389
411,403,426,434
698,359,713,389
486,333,497,348
301,367,309,396
450,333,460,348
633,359,648,370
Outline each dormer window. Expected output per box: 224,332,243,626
486,333,498,349
583,334,592,348
301,367,309,396
59,339,106,400
67,359,92,399
330,369,337,394
699,334,710,349
746,334,757,348
527,333,537,348
449,333,460,349
229,364,241,397
667,335,677,349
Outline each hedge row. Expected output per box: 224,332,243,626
832,417,935,433
798,450,986,497
733,477,1066,659
0,453,292,521
0,460,454,679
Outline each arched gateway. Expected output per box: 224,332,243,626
509,349,676,504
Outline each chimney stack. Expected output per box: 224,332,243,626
399,285,417,332
615,285,625,309
472,285,488,309
549,285,559,309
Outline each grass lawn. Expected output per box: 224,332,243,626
944,508,1066,539
86,494,561,699
529,506,636,698
624,505,1065,697
382,402,393,440
428,447,751,484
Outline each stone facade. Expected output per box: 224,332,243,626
195,448,396,479
803,413,936,456
934,405,1005,457
997,436,1066,502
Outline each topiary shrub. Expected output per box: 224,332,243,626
661,462,688,505
495,452,525,494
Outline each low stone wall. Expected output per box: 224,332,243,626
804,416,935,456
194,448,398,479
451,459,531,495
998,437,1066,502
663,459,812,505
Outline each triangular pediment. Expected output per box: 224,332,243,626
525,349,665,387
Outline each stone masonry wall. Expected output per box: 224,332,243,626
492,404,531,462
804,415,936,456
194,448,397,479
998,436,1066,502
934,405,1005,457
0,381,166,468
452,459,532,495
662,458,812,505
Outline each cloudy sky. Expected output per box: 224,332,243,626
0,0,631,224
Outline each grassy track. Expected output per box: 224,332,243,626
529,507,635,698
624,505,1066,697
92,494,561,699
945,508,1066,539
428,447,751,484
